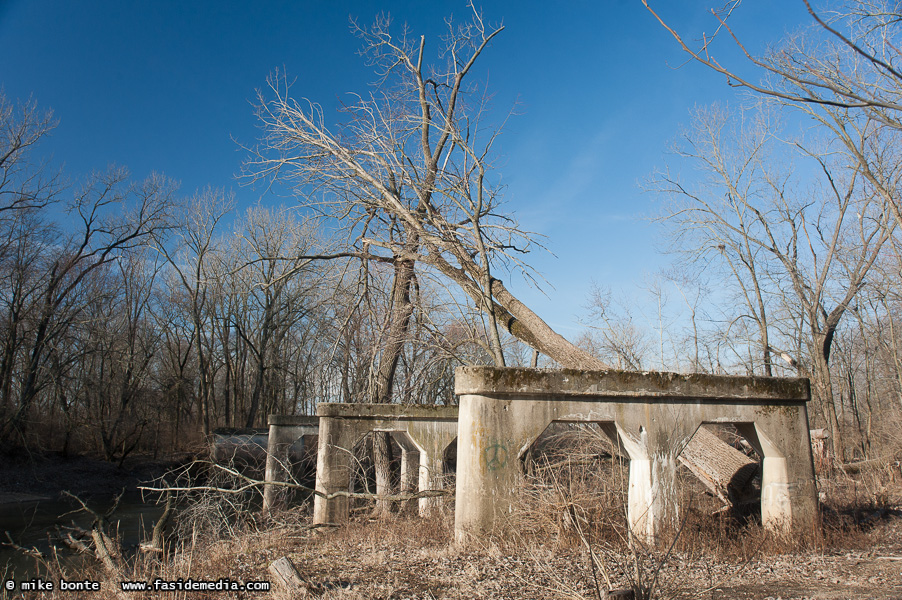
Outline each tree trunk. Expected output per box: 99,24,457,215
370,251,417,518
813,346,844,462
679,426,758,506
428,253,606,369
372,430,395,518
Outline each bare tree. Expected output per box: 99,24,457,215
245,6,609,516
0,93,60,216
654,103,895,459
81,248,162,464
582,284,651,370
0,214,54,430
644,1,902,234
154,188,233,435
654,106,783,377
225,205,325,427
643,1,902,114
0,169,174,444
245,6,604,374
664,268,710,372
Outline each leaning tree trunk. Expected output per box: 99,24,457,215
431,261,762,508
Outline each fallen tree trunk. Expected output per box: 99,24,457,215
62,491,124,574
679,426,758,507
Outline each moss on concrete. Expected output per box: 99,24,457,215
455,366,810,403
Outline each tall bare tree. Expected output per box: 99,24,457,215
226,205,325,427
81,248,162,464
0,94,60,217
154,188,233,435
654,103,895,458
245,6,610,515
245,6,604,374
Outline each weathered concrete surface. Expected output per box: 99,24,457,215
313,404,458,525
454,366,818,545
263,415,319,514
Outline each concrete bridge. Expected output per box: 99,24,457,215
452,366,818,543
311,403,458,524
268,366,818,544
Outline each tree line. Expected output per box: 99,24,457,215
0,95,505,461
2,2,901,467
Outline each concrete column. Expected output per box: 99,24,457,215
263,422,295,515
752,407,819,537
614,422,684,544
418,442,444,515
312,416,355,525
614,411,700,545
311,404,458,525
397,438,420,514
454,394,549,541
400,446,420,494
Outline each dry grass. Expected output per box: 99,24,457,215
5,426,902,599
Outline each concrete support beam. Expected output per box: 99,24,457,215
737,411,820,537
397,439,420,514
312,404,458,526
453,366,818,545
614,419,694,543
417,436,452,515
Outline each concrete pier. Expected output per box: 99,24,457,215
312,403,458,525
453,366,818,544
263,415,319,514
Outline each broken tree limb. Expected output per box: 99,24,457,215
141,480,450,502
140,489,173,553
2,531,45,559
60,528,93,555
61,491,125,573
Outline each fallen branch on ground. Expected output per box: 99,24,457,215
138,460,451,502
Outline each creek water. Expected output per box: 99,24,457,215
0,493,165,580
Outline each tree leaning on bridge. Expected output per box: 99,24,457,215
244,5,605,373
246,4,756,510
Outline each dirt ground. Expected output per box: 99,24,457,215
4,510,901,599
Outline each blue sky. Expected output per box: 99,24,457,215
0,1,813,336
